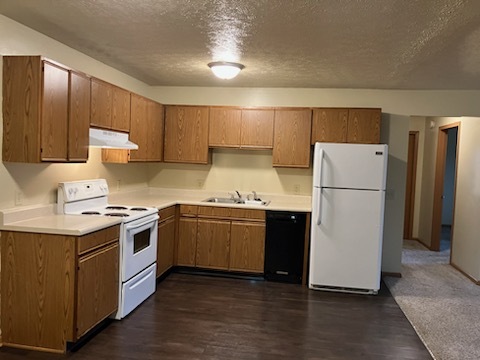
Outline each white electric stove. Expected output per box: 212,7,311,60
57,179,159,319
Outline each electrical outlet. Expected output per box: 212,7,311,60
116,179,121,191
15,190,23,205
196,179,204,189
293,184,300,194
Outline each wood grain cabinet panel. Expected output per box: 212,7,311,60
68,71,91,161
2,56,90,163
0,226,119,353
347,108,381,144
240,109,274,149
196,219,231,270
230,221,265,273
111,86,131,132
146,100,164,161
273,109,312,168
90,78,112,129
77,243,119,338
129,94,148,161
177,217,198,266
164,106,210,164
157,207,176,277
208,107,242,147
311,108,348,144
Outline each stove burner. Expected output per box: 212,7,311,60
130,207,148,211
104,212,130,217
106,206,128,210
81,211,101,215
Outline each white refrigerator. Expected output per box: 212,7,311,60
309,142,388,294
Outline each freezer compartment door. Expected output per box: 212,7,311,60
309,188,385,292
313,143,387,190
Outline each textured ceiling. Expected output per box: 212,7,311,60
2,0,480,89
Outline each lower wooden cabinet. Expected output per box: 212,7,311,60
175,205,266,273
0,225,120,353
157,206,176,277
229,221,265,273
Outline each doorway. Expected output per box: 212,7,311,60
403,131,419,240
431,123,460,254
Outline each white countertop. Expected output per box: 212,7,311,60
0,188,311,236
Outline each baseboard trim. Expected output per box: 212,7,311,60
450,262,480,285
382,272,402,278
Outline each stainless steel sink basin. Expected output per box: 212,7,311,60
202,197,270,206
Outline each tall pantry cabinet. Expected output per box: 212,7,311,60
2,56,90,163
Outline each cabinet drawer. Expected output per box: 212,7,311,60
230,208,265,221
78,225,120,255
158,206,176,221
179,205,198,216
198,206,232,218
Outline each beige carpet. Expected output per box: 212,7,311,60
384,240,480,360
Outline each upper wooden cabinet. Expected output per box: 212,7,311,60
2,56,90,163
208,107,274,149
272,109,312,168
129,94,164,162
164,105,210,164
311,108,381,144
90,78,130,132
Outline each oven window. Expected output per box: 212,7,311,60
133,228,150,254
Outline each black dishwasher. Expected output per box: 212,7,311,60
265,211,306,284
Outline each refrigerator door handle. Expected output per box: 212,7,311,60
316,148,324,225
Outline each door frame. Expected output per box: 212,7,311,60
430,122,460,253
403,131,419,240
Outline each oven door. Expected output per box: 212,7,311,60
122,214,159,281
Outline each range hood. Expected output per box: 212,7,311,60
89,128,138,150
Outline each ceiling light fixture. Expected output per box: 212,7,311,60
208,61,245,80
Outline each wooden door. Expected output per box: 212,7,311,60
68,71,90,162
77,243,119,338
346,108,381,144
157,217,176,277
229,221,265,273
176,217,198,266
111,86,131,132
147,100,164,161
240,109,274,149
273,109,312,168
208,107,241,148
41,61,69,161
90,78,112,129
403,131,418,240
129,94,148,161
164,106,210,164
196,219,231,270
311,108,348,144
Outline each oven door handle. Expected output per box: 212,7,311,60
125,215,159,231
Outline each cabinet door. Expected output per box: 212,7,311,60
157,217,175,277
196,219,231,270
41,61,69,161
177,217,198,266
240,109,274,149
230,221,265,273
90,78,112,129
311,108,348,144
129,94,148,161
68,71,90,162
77,243,119,338
146,100,164,161
112,86,131,132
273,109,312,168
164,106,209,164
346,109,381,144
208,107,241,148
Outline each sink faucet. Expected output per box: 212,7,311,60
235,190,242,199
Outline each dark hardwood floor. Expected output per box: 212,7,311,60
0,273,431,359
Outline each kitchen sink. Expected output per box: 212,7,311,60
202,197,270,206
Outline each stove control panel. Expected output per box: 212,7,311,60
58,179,109,203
